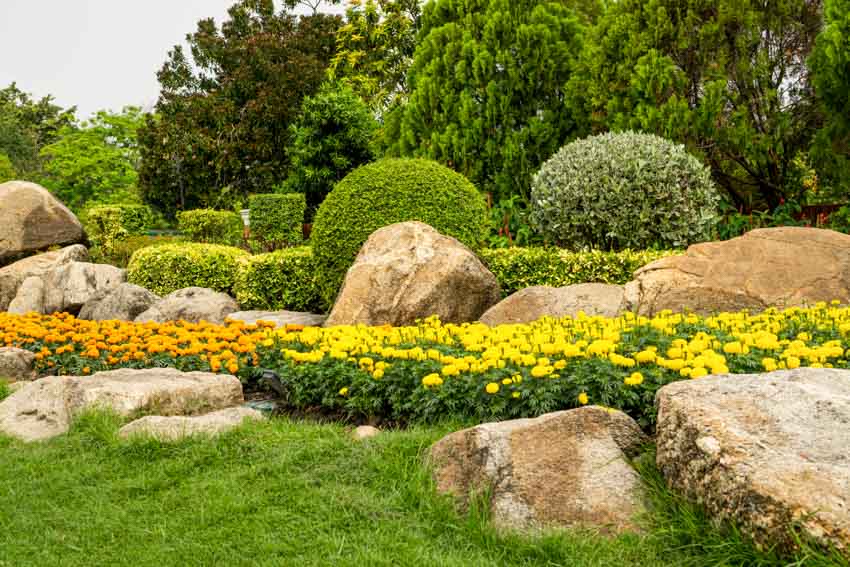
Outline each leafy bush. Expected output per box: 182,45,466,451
127,243,249,295
530,131,721,250
281,82,377,217
177,209,243,246
84,204,154,254
248,193,305,251
311,158,489,307
233,247,321,312
89,234,184,268
0,152,16,183
479,247,678,297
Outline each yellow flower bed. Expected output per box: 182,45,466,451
2,302,849,426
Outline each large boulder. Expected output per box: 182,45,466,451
42,261,126,315
7,276,46,314
480,284,625,326
135,287,239,324
228,310,327,328
0,368,244,442
0,244,88,311
0,181,86,265
656,369,850,555
430,406,648,534
625,227,850,315
78,283,160,321
325,222,501,327
0,347,36,382
118,407,264,441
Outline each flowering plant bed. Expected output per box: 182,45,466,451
2,303,849,427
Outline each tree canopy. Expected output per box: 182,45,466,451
138,0,340,215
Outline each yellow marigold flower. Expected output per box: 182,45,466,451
339,387,349,396
501,378,513,386
578,392,589,405
624,372,644,386
761,358,778,372
690,367,708,378
372,369,384,380
786,355,801,369
485,382,500,394
512,392,521,399
82,366,90,375
723,342,743,355
422,373,443,388
634,350,656,363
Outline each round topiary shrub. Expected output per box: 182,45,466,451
128,242,250,296
530,131,721,250
311,158,489,308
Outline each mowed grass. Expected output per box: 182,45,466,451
0,413,846,567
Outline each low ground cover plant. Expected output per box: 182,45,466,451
3,303,849,428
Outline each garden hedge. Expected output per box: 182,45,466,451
478,247,678,297
177,209,244,246
233,247,321,312
248,193,305,251
84,204,153,252
311,158,489,308
128,243,249,296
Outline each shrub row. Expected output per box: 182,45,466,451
479,247,678,297
84,204,154,251
248,193,305,251
177,209,244,247
128,242,673,311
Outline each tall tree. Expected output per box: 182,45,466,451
0,83,75,177
138,0,340,214
328,0,422,112
39,107,144,211
387,0,586,202
809,0,850,195
569,0,825,211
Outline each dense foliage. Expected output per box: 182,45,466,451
127,242,249,295
311,158,489,308
328,0,422,111
0,152,15,182
233,246,322,312
176,209,244,247
40,107,144,210
531,132,721,250
279,82,377,216
248,193,306,251
387,0,585,201
569,0,827,210
83,204,154,257
137,0,340,213
479,247,677,297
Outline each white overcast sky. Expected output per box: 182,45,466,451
0,1,344,120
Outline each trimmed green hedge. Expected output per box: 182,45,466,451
233,247,321,312
249,193,305,251
128,243,250,296
84,204,153,252
479,247,679,297
311,158,489,308
177,209,243,246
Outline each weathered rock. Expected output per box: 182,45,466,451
42,261,126,315
135,287,239,324
430,406,648,534
0,368,244,442
480,284,625,326
78,283,160,321
326,222,501,327
0,244,88,311
0,347,35,382
625,227,850,315
353,425,380,440
118,407,264,441
7,276,46,314
228,310,327,328
0,181,86,265
655,369,850,555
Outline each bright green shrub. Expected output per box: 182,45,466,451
84,204,154,254
0,152,16,183
89,234,184,268
248,193,305,251
530,131,721,250
233,247,321,312
311,158,489,307
479,247,679,297
177,209,243,246
127,243,249,295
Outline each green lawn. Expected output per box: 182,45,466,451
0,413,846,567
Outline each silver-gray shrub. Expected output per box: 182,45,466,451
530,131,721,250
